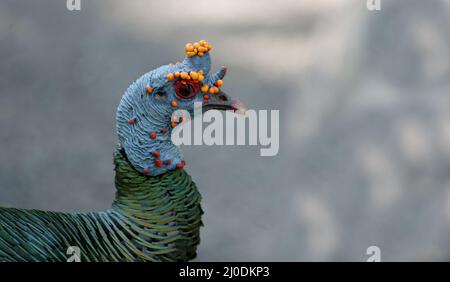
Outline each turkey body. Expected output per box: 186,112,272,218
0,149,203,262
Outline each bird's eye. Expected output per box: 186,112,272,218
174,80,198,99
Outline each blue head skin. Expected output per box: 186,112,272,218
116,40,244,176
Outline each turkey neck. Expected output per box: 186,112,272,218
110,148,203,261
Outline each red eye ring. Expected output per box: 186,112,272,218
174,79,199,99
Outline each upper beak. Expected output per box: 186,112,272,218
202,90,247,115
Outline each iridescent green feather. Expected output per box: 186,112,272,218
0,149,203,262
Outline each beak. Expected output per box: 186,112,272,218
202,90,247,115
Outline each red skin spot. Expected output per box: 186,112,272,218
143,168,151,175
149,132,157,139
151,151,161,158
128,119,136,125
161,127,169,134
155,159,162,167
164,160,171,166
176,161,185,169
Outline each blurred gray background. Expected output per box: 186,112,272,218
1,0,450,261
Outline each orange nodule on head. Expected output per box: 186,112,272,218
184,40,213,57
189,71,198,80
201,84,209,93
179,72,188,80
209,86,219,94
167,73,175,81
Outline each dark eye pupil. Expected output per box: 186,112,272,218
180,84,193,96
174,80,198,99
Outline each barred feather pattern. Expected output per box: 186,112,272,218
0,149,203,262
